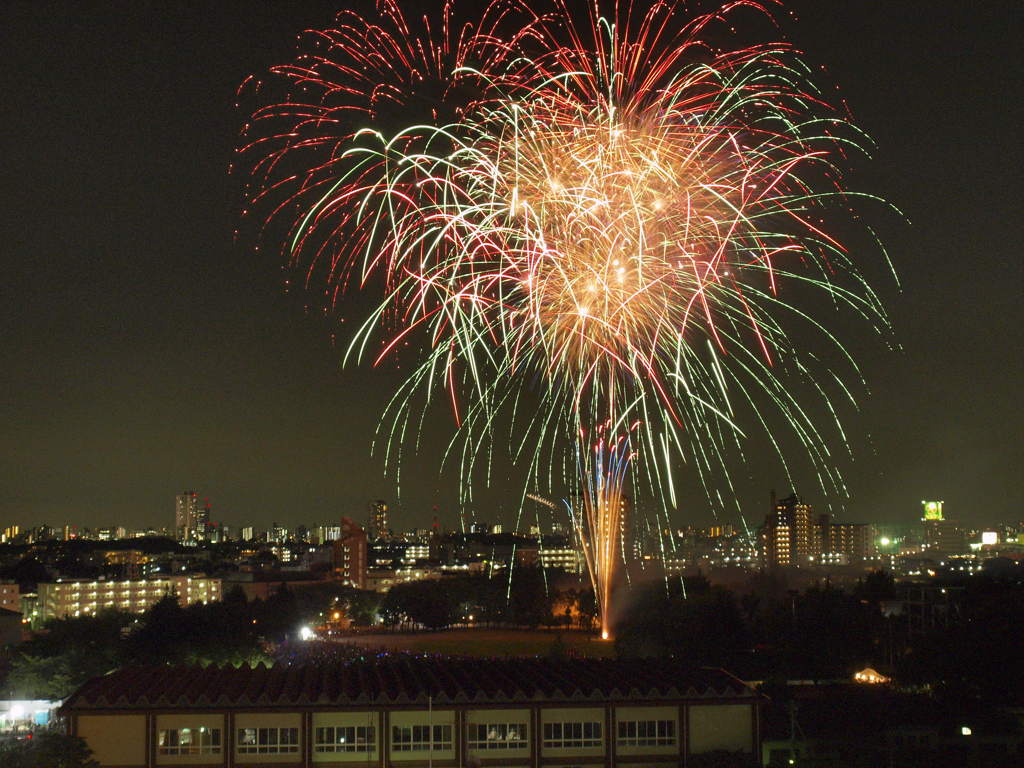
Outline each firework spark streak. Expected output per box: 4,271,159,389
241,0,895,637
576,426,633,638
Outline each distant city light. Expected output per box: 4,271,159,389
299,626,315,641
961,726,972,736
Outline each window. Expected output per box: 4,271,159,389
158,727,221,755
391,724,453,752
542,721,602,748
237,727,300,754
467,722,528,750
314,725,375,753
617,719,676,747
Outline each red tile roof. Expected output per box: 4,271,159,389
62,657,754,711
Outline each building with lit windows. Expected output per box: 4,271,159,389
174,493,201,540
823,522,874,564
333,517,368,589
62,656,761,767
368,499,389,540
760,493,817,567
36,575,220,621
761,493,875,568
0,580,19,613
538,546,584,574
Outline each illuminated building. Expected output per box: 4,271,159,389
334,517,368,589
367,499,389,540
761,494,873,567
823,522,873,564
174,491,201,542
63,658,762,767
315,524,341,544
37,576,221,621
916,500,966,556
760,493,817,567
923,519,967,557
538,546,584,574
102,550,149,580
0,581,19,613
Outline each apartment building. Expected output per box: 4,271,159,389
37,575,220,621
62,656,761,767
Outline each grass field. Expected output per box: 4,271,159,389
330,628,615,658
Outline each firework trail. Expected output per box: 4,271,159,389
241,0,895,638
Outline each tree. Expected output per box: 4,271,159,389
0,733,100,768
2,611,133,699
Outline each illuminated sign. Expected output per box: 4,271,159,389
981,531,998,546
921,500,944,521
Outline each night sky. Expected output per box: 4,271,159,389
2,1,1020,532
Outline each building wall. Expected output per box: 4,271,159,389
71,700,757,768
77,714,147,767
688,703,753,753
0,581,20,612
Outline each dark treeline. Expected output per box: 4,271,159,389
3,566,1023,721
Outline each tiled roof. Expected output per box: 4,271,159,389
62,657,754,711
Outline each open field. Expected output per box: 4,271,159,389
329,628,615,658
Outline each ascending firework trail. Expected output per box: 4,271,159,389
239,0,896,639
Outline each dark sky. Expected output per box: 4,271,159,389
1,1,1020,532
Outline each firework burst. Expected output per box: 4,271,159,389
242,0,895,637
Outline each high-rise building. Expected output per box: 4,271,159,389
367,500,389,540
314,524,341,544
194,500,211,541
760,492,817,567
334,518,368,589
823,521,873,564
919,500,965,557
174,492,201,542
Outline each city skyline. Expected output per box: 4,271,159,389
2,0,1021,531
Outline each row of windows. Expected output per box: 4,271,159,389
467,722,528,749
238,727,300,753
158,728,221,755
314,726,375,753
158,719,678,756
543,721,603,748
391,724,453,751
617,719,676,746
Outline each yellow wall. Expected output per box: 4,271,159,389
311,711,379,764
154,713,225,765
465,707,531,759
539,706,605,759
388,708,456,762
234,712,303,764
613,705,680,757
688,703,753,754
78,714,147,767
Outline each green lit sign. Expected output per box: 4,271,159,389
921,500,944,521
